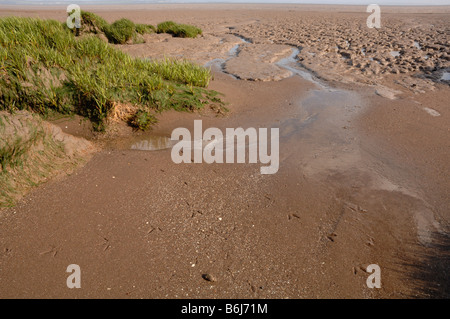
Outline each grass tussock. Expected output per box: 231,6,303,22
129,109,158,131
157,21,203,38
0,16,224,131
71,11,201,43
104,18,136,44
72,11,155,44
135,23,156,35
76,10,109,35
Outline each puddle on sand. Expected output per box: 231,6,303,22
280,89,361,141
205,35,326,88
204,35,251,73
228,44,241,56
276,48,327,89
278,87,364,177
131,136,173,151
441,72,450,81
106,135,173,151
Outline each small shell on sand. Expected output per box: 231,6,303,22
374,86,401,100
423,107,440,117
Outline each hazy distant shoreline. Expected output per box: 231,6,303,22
1,0,450,6
1,2,449,12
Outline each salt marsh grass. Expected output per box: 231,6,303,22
157,21,203,38
0,14,220,131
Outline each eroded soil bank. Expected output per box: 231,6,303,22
0,5,449,298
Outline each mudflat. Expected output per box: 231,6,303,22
0,4,449,298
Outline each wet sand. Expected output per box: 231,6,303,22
0,4,449,298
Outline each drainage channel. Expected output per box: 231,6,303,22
124,34,344,151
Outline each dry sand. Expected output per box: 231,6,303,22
0,4,449,298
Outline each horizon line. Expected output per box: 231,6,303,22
2,2,450,6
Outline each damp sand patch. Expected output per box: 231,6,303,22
223,43,294,81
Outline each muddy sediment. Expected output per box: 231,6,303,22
0,4,449,298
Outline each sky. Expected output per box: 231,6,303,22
1,0,449,5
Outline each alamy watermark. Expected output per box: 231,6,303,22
171,120,279,175
367,4,381,29
66,264,81,288
366,264,381,289
66,4,81,30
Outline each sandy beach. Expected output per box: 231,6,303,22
0,4,449,298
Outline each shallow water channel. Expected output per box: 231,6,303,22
114,35,360,155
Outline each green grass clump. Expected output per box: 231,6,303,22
157,21,202,38
67,11,156,44
68,12,200,42
78,10,109,34
0,16,223,131
174,24,203,38
135,23,156,35
156,21,178,34
104,18,135,44
129,109,157,130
